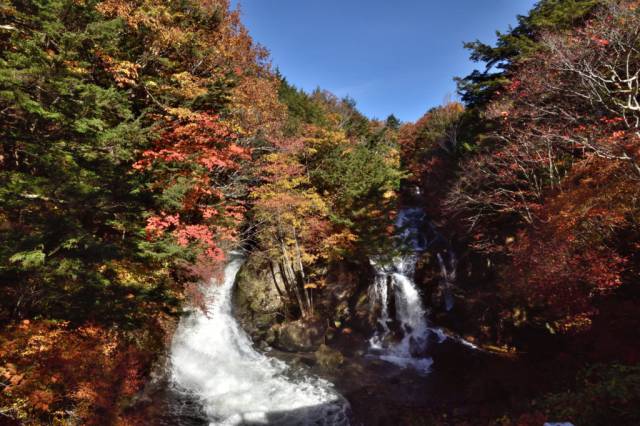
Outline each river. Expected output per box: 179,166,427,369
150,209,525,425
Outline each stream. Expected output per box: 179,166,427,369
157,209,503,425
169,254,350,425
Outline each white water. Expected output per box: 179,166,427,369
368,209,434,374
369,274,391,341
368,208,477,373
169,254,350,425
436,251,457,312
368,260,434,374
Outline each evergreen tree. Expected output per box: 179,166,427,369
456,0,601,107
0,0,150,321
385,114,401,130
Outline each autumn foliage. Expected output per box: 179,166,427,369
135,113,250,262
394,4,640,420
0,318,171,425
249,88,403,319
402,0,640,337
2,0,640,423
370,2,640,423
0,0,281,422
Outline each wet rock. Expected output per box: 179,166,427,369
324,260,379,334
265,325,277,346
333,301,350,326
315,344,344,370
298,355,316,368
353,292,372,329
408,336,429,357
272,320,325,352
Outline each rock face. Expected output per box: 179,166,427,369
233,257,284,342
324,260,378,334
233,254,380,350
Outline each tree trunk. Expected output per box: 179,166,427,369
269,261,291,319
292,227,313,316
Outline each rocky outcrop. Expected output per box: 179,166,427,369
232,253,383,354
325,260,378,334
233,257,284,342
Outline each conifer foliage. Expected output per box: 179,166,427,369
0,1,403,421
0,0,282,422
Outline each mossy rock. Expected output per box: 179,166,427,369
315,344,344,370
233,257,283,341
272,320,326,352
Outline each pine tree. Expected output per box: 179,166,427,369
456,0,601,107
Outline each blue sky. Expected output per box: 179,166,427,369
231,1,538,122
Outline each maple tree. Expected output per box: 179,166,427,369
431,0,640,336
2,0,640,423
134,112,249,263
0,0,281,422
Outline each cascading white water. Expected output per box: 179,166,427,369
436,251,457,312
368,274,390,345
368,265,434,373
368,209,434,374
368,209,478,371
169,254,350,426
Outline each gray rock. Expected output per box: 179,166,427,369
233,258,284,341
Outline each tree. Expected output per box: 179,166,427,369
0,1,284,421
443,0,640,332
457,0,601,107
385,114,401,131
134,112,249,263
250,148,331,318
311,136,404,255
0,0,150,321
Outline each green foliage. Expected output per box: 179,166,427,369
279,77,327,134
385,114,401,131
542,364,640,426
312,140,405,254
0,0,154,322
8,249,46,270
457,0,601,106
278,77,372,140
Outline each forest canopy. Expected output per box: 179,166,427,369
1,0,639,424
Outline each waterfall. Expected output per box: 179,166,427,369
368,263,434,374
436,251,457,312
169,254,350,425
367,209,434,374
367,207,475,372
368,274,390,348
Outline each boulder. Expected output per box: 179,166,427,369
272,320,325,352
315,344,344,370
233,258,284,342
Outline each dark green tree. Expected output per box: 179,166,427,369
0,0,155,322
385,114,401,131
456,0,601,107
